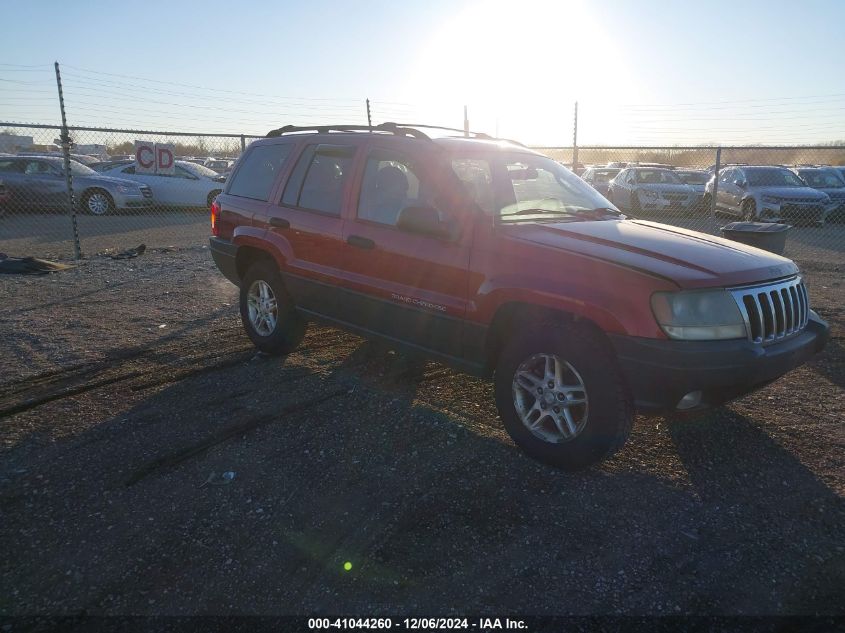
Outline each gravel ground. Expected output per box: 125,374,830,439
0,247,843,617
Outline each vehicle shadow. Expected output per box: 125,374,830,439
1,339,842,616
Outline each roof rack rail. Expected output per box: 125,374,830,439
386,123,528,148
265,122,429,139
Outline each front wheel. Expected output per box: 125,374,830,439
494,322,634,471
239,260,306,355
82,189,114,216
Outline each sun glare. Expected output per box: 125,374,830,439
407,0,640,143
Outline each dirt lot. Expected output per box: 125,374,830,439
0,247,843,617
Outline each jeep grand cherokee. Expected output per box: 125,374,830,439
209,123,829,470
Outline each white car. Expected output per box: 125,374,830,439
96,160,226,208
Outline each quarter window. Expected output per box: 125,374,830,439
227,143,294,201
281,144,355,215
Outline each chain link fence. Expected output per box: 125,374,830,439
1,124,843,270
540,145,845,268
0,123,261,259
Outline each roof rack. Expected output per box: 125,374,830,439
388,123,527,147
265,122,429,139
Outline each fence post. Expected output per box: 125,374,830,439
53,61,82,261
572,101,579,172
463,106,469,137
366,98,372,131
710,146,721,234
239,134,246,154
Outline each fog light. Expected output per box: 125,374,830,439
677,391,702,410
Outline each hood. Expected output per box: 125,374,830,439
505,219,798,289
750,185,828,200
77,174,146,189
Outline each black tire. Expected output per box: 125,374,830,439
82,189,114,216
239,260,306,355
494,321,634,471
742,198,757,221
207,189,222,209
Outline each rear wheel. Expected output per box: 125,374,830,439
239,260,305,355
494,321,634,471
742,198,757,221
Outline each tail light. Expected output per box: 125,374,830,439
210,200,220,236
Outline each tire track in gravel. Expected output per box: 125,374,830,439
0,326,361,420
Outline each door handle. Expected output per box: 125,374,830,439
346,235,375,250
269,217,290,229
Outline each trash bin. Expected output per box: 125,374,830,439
719,222,791,255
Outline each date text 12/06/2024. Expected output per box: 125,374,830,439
307,618,527,630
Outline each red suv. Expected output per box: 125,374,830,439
210,124,829,470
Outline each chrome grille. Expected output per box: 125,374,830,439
730,276,809,344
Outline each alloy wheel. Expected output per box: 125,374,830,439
512,353,588,443
246,279,278,336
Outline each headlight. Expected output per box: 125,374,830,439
640,189,659,199
651,290,746,340
761,195,781,205
116,185,137,193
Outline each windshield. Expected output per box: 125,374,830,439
182,162,219,178
593,169,620,183
799,169,845,188
65,160,96,176
635,169,681,184
746,168,806,187
677,171,708,185
450,152,615,220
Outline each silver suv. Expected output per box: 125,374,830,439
704,165,833,224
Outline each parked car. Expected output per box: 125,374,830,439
207,123,828,470
606,167,696,213
97,160,226,209
795,167,845,222
581,167,621,197
605,161,628,168
704,165,833,224
17,152,100,166
0,156,152,215
204,158,234,174
674,169,710,210
0,179,9,218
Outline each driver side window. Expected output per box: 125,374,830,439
357,151,423,226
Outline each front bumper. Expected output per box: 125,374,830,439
209,236,240,286
114,192,153,210
609,313,829,414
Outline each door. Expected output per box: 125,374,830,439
339,141,473,356
22,160,66,209
0,159,28,209
115,165,172,205
716,168,735,214
268,141,360,318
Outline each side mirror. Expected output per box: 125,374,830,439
396,205,451,239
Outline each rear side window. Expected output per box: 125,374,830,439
227,143,294,201
281,144,356,216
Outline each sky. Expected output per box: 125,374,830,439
1,0,844,146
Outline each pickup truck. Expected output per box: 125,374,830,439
209,123,828,470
